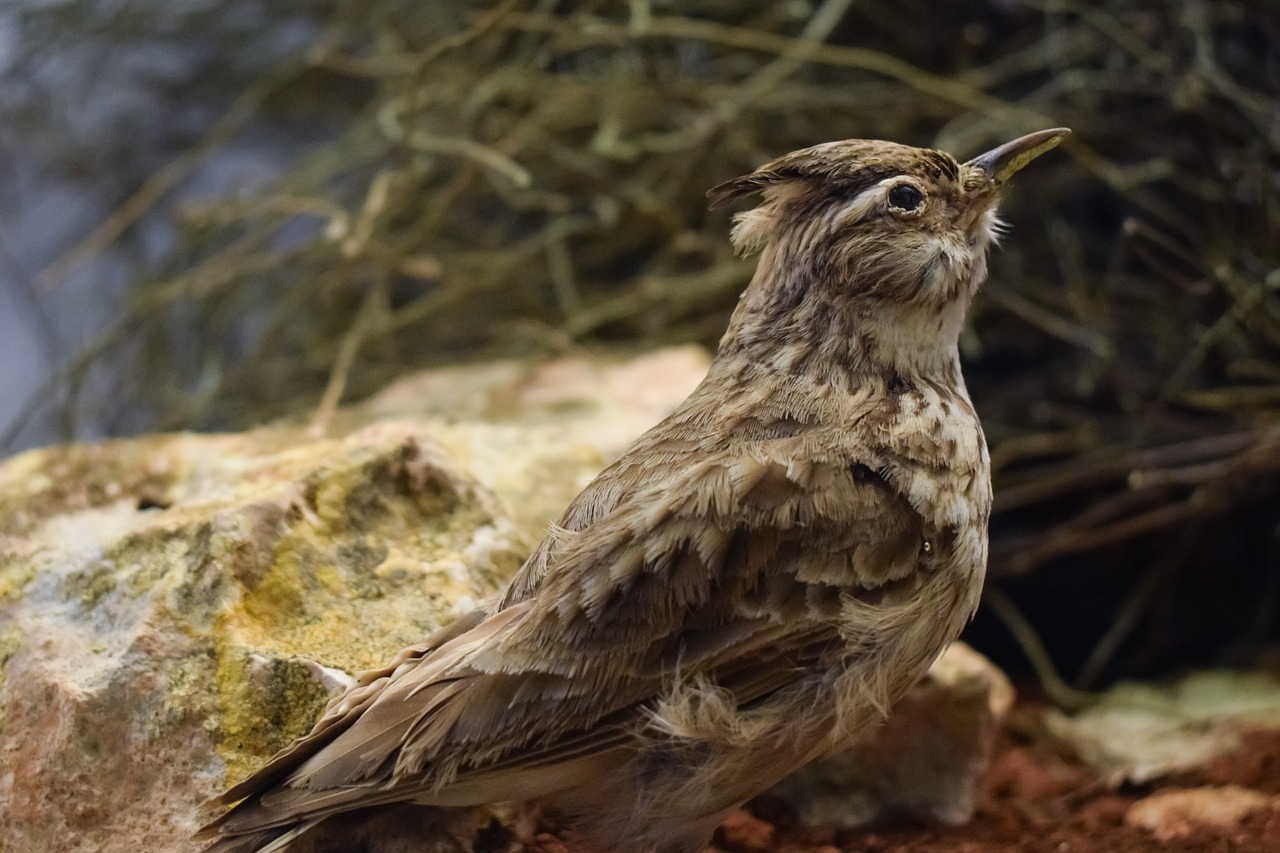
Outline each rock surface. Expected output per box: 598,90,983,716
1126,786,1278,841
1043,671,1280,786
0,346,1007,852
770,642,1014,827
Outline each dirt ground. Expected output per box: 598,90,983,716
528,724,1280,853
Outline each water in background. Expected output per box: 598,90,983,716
0,1,334,454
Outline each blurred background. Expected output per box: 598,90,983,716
1,0,1277,695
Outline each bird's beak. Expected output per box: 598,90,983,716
965,127,1071,186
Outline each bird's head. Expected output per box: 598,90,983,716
709,129,1069,309
707,129,1069,378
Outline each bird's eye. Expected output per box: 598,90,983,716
888,183,924,211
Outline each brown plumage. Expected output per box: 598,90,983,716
196,128,1069,853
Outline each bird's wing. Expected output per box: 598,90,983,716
201,414,925,842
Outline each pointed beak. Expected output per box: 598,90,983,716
965,128,1071,186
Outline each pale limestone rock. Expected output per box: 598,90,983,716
1126,786,1278,841
0,426,518,853
769,641,1014,826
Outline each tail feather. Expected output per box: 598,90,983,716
196,818,321,853
196,776,430,849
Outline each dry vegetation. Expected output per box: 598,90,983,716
11,0,1280,688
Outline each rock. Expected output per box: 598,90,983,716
1042,671,1280,786
0,348,710,853
0,425,519,853
1126,786,1278,841
768,642,1014,827
0,345,1011,851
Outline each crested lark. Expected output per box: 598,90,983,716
198,128,1070,853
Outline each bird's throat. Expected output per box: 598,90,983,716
715,261,970,389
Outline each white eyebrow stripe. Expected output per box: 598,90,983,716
792,177,910,254
835,174,921,225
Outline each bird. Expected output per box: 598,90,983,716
196,127,1070,853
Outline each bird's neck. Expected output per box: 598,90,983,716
713,247,972,389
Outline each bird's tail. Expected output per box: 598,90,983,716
195,817,323,853
196,800,487,853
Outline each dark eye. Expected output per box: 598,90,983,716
888,183,923,211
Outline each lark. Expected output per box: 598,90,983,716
198,128,1069,853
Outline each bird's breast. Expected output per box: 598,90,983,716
868,381,991,530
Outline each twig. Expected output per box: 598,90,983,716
983,585,1096,710
498,11,1057,130
983,283,1113,358
630,0,858,154
33,67,300,293
1000,501,1202,576
308,280,386,439
1075,527,1197,689
995,432,1258,512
